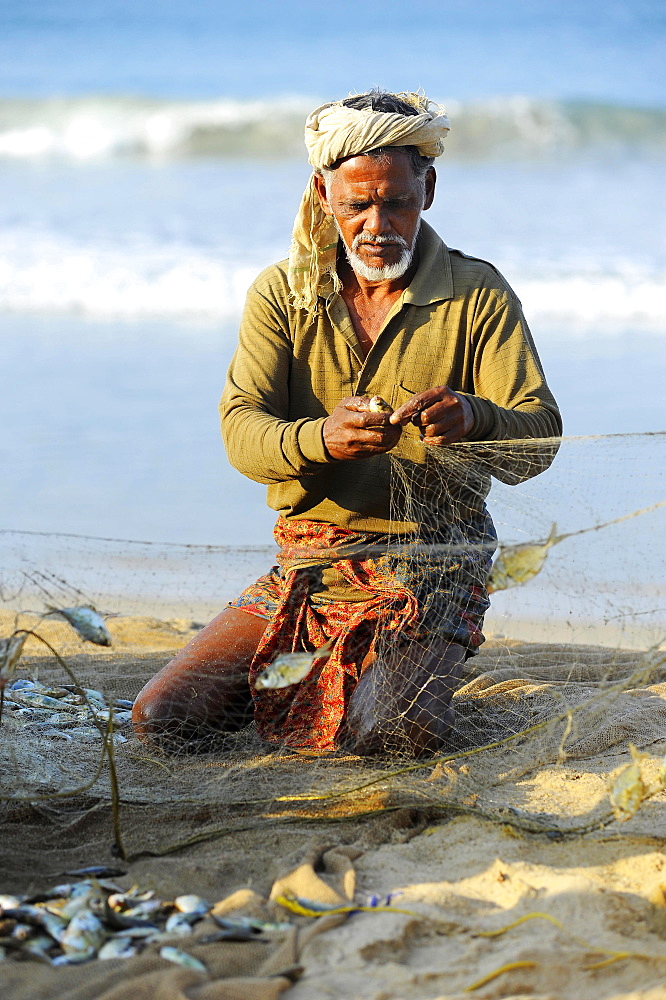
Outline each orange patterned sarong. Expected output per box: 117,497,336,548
245,519,419,752
230,516,493,752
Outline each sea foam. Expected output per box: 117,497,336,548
0,227,663,334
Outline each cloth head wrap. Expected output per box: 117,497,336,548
288,93,450,315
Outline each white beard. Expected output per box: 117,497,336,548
336,221,420,282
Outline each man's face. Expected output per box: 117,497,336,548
313,151,435,282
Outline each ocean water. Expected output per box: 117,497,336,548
0,0,664,549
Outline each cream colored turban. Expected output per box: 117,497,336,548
288,93,450,316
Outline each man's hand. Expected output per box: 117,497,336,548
389,386,474,445
323,397,402,461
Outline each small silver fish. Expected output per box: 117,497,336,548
98,936,138,960
21,933,55,961
46,606,112,647
212,914,292,933
26,713,83,728
114,925,159,939
254,638,334,690
58,883,104,921
0,895,21,911
367,395,393,413
159,946,207,972
65,865,127,879
123,888,156,903
123,900,162,918
12,690,81,713
13,905,67,943
0,633,27,686
59,909,105,960
28,883,74,903
106,893,129,912
113,698,134,710
165,913,194,936
487,524,560,593
173,895,210,917
104,903,159,933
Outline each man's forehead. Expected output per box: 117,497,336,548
328,151,422,192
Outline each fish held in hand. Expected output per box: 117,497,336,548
46,606,112,647
367,395,393,413
487,524,560,594
254,638,334,690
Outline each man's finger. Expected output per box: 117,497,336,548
413,397,459,427
342,396,373,412
359,411,394,429
389,389,440,426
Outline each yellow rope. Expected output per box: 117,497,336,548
465,961,537,991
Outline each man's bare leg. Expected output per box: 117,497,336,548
132,608,267,751
343,639,466,757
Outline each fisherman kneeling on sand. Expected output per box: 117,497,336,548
132,89,560,757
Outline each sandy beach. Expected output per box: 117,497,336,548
1,1,664,997
3,611,666,999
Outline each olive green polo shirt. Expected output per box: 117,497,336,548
220,221,561,533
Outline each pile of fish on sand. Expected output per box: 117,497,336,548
0,605,131,744
2,679,133,746
0,872,291,968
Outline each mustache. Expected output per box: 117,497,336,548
351,232,410,251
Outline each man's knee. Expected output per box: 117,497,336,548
131,667,228,752
131,679,192,750
343,640,466,756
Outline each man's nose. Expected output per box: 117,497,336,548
363,204,392,236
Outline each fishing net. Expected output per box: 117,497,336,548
1,431,665,887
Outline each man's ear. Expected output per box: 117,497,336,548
422,166,436,211
313,172,333,216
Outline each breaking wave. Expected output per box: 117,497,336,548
0,95,664,161
0,227,663,332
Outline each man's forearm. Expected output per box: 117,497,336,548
462,394,562,442
221,397,331,485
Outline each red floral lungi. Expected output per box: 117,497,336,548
229,517,492,753
237,519,419,751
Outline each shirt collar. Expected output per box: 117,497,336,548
402,220,453,306
324,219,453,314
